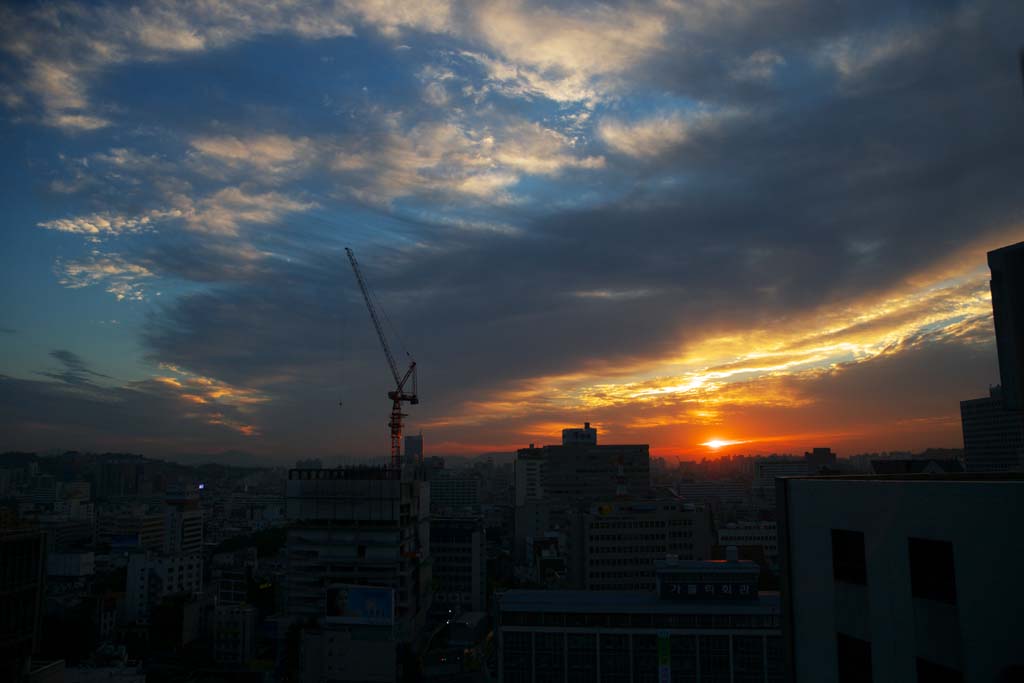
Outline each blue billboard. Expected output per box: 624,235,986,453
325,584,394,625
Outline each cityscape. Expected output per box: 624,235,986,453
2,1,1024,682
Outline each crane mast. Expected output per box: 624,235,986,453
345,247,418,469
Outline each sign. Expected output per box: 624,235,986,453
660,580,756,601
325,584,394,625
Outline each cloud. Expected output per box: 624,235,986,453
730,49,786,82
597,113,690,158
38,209,183,238
189,134,318,179
39,349,112,387
183,187,318,235
57,252,156,301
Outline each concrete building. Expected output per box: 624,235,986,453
404,434,424,466
753,459,812,507
988,241,1024,410
98,509,165,551
571,496,714,592
429,470,482,512
164,494,203,555
0,529,46,683
514,425,650,560
124,553,203,624
718,522,779,571
497,556,783,682
430,515,486,614
285,466,431,680
777,473,1024,682
213,603,259,665
960,386,1024,471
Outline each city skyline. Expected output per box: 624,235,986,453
2,1,1023,461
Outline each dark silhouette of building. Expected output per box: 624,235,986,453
988,242,1024,410
961,386,1024,471
0,529,46,683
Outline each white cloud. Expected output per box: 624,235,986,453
597,113,690,158
38,208,183,237
57,252,155,301
189,134,318,179
183,187,318,235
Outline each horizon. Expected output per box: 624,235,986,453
2,0,1021,463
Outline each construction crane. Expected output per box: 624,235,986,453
345,247,418,469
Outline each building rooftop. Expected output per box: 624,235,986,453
498,590,780,615
781,473,1024,483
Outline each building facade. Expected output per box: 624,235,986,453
430,515,486,614
778,474,1024,682
960,386,1024,471
988,241,1024,410
497,557,783,682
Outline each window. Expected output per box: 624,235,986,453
908,538,957,604
831,529,867,585
836,633,872,683
915,658,963,683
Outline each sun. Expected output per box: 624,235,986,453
701,439,743,449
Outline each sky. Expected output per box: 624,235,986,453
0,0,1022,463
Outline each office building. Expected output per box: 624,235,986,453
571,496,714,591
98,509,165,550
497,555,783,682
960,386,1024,471
718,522,779,571
404,434,424,466
988,241,1024,410
0,529,46,683
430,515,487,614
285,466,431,681
430,470,482,512
777,473,1024,682
514,425,650,560
753,459,811,508
213,604,259,665
124,552,204,624
164,493,203,555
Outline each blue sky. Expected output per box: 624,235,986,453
1,0,1022,462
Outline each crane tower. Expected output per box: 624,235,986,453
345,247,418,469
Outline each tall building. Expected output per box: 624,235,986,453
752,459,811,507
513,425,650,560
0,529,46,683
285,466,431,681
570,496,714,591
497,555,783,682
124,552,204,624
164,493,203,555
988,241,1024,410
961,386,1024,471
430,515,486,615
777,473,1024,682
429,470,482,513
404,434,424,465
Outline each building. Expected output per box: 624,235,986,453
497,555,783,682
430,515,486,615
429,470,482,512
97,509,165,551
514,425,650,560
124,553,204,624
803,448,836,468
752,459,812,507
960,386,1024,471
164,493,203,555
777,473,1024,682
676,479,750,508
285,466,431,681
213,603,259,665
718,522,779,571
988,241,1024,410
404,434,424,466
571,496,714,591
868,458,963,475
0,529,46,683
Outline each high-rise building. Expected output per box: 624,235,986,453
164,493,203,556
569,496,714,591
988,241,1024,410
513,425,650,560
213,604,259,665
960,385,1024,471
124,552,204,624
777,473,1024,682
285,466,431,681
430,515,486,615
429,470,482,512
404,434,424,465
497,555,783,682
0,529,46,683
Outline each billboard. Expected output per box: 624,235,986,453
325,584,394,625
